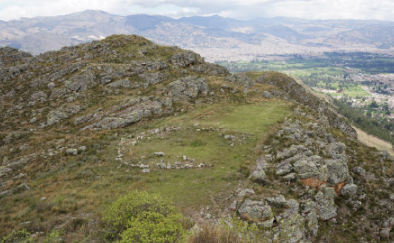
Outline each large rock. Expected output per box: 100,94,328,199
47,105,83,126
238,199,273,222
353,166,366,177
65,71,96,92
170,51,203,67
275,161,293,176
341,183,358,198
93,112,141,129
275,214,305,243
226,74,254,88
276,145,307,160
315,185,337,220
294,159,318,179
168,76,208,99
250,169,270,184
47,110,69,126
86,100,163,130
30,91,48,103
325,159,349,185
301,200,319,237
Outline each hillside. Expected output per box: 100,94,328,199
1,10,394,61
1,35,394,242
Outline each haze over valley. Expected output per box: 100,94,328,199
1,10,394,61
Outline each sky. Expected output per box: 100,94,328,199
0,0,394,22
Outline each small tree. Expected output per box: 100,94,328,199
103,191,185,243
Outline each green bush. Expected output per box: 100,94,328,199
103,191,185,242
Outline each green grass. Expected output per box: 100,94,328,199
37,101,291,214
0,100,291,234
98,101,291,209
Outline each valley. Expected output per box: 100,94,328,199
219,52,394,145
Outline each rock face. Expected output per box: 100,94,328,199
0,35,225,132
273,120,351,189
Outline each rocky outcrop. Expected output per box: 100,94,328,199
167,76,209,99
171,51,203,67
47,104,83,126
82,99,164,130
238,199,273,222
257,72,357,138
273,120,352,190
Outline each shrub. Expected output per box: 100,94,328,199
103,191,185,242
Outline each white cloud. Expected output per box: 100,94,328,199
0,0,393,21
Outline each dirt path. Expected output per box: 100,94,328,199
354,127,394,156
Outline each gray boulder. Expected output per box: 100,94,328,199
266,195,287,207
47,110,69,126
250,169,270,184
93,114,140,129
341,183,358,198
315,185,337,220
262,91,272,98
238,199,273,222
47,105,83,126
170,51,203,67
30,91,47,103
256,157,270,170
294,159,318,179
276,161,293,176
66,149,78,156
226,74,254,88
275,213,305,243
65,71,96,92
353,166,366,177
168,76,208,99
283,173,297,181
276,145,307,160
302,200,319,237
325,159,349,185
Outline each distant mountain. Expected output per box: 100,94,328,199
1,10,394,61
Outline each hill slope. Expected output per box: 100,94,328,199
1,35,394,242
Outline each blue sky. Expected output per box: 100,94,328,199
0,0,393,21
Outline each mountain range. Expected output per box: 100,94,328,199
1,10,394,61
